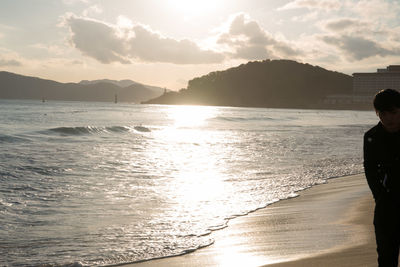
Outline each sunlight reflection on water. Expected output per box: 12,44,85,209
0,100,378,266
167,105,218,128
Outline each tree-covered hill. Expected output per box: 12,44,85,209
144,59,354,109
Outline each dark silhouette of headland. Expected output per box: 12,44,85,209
0,71,164,103
144,59,360,109
1,59,372,109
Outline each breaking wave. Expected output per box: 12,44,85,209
0,134,30,143
45,125,150,136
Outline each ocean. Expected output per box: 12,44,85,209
0,99,377,266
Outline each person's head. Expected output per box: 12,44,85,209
373,88,400,133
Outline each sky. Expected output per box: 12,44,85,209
1,0,400,90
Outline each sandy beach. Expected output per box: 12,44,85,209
125,174,377,267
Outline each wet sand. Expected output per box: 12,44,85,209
125,174,377,267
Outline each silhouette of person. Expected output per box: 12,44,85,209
364,88,400,267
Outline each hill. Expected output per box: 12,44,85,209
79,79,166,95
0,72,164,103
79,79,139,88
144,59,354,109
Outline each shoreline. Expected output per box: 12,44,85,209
123,174,377,267
263,193,376,267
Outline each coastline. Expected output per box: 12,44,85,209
262,193,376,267
123,174,376,267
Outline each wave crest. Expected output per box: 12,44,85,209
213,116,277,122
46,125,151,136
48,126,131,136
0,134,29,143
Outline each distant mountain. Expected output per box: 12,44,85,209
144,59,355,109
78,79,166,95
79,79,139,88
0,71,164,103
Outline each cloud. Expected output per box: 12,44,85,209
63,14,224,64
321,35,397,60
65,15,129,64
323,18,367,32
350,0,400,21
127,24,224,64
291,11,320,22
0,58,22,67
31,43,68,56
279,0,342,11
321,17,392,40
217,13,300,60
317,13,400,61
82,5,103,17
279,1,400,64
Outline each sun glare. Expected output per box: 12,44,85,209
167,0,221,18
168,105,217,128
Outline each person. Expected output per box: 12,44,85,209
364,88,400,267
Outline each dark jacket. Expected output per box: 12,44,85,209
364,122,400,203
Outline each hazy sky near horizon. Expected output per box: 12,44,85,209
1,0,400,90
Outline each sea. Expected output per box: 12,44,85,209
0,99,377,266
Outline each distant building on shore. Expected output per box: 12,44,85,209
322,65,400,109
353,65,400,103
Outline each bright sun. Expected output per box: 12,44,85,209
167,0,221,18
